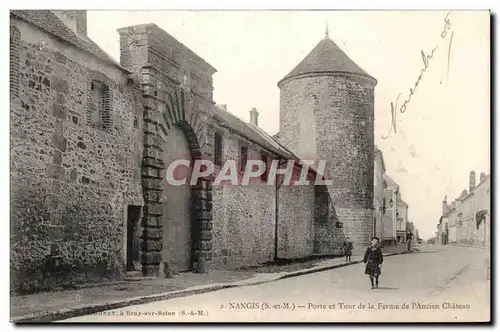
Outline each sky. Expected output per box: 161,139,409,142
87,10,490,240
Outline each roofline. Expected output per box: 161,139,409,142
212,106,319,178
444,174,491,209
117,23,217,75
397,198,408,207
278,70,377,88
11,12,131,74
212,107,293,160
383,174,399,190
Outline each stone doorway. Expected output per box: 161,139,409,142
126,205,142,271
162,124,193,273
141,87,213,276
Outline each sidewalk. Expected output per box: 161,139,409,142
449,243,489,249
11,249,408,323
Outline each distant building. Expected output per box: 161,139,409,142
382,174,399,246
439,171,490,246
396,193,409,243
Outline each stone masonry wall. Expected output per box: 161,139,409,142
118,24,216,275
373,153,385,242
10,18,143,294
209,121,319,268
337,208,374,252
279,73,376,251
211,128,275,269
313,186,346,255
277,184,315,259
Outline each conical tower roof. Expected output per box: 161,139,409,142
278,34,375,87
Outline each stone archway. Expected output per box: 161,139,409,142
141,86,213,276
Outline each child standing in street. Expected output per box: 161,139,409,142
363,237,383,289
343,237,353,263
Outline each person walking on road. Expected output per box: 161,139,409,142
364,236,383,289
343,237,353,263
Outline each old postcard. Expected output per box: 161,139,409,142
9,10,490,323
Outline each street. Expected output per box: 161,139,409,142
61,245,490,323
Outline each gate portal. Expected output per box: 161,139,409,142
162,125,192,272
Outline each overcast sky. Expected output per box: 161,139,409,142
87,10,490,239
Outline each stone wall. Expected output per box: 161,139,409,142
211,128,276,269
210,122,321,268
118,23,217,275
373,152,385,241
336,208,374,252
10,18,144,294
279,73,376,251
277,184,315,259
118,23,325,272
212,184,275,269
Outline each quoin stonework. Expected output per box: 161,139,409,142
10,10,384,294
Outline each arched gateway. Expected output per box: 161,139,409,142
141,86,213,276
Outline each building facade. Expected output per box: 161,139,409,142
10,10,378,294
396,194,408,243
440,171,491,246
10,10,145,294
373,148,386,242
382,174,398,245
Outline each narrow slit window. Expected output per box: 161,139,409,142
214,132,223,166
240,146,248,172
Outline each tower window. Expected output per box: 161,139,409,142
214,132,223,166
87,79,112,130
240,146,248,172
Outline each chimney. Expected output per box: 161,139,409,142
480,172,486,182
53,10,87,37
249,107,259,126
442,195,447,216
469,170,476,192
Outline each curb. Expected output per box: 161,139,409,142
278,252,405,280
12,251,408,323
12,284,239,323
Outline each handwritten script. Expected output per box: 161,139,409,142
383,12,454,139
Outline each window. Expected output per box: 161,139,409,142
214,132,223,166
240,146,248,172
10,26,20,99
87,79,111,130
261,153,268,182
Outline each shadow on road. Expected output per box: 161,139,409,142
375,287,399,290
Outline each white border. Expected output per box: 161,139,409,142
2,2,497,331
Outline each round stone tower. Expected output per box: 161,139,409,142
278,29,377,251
